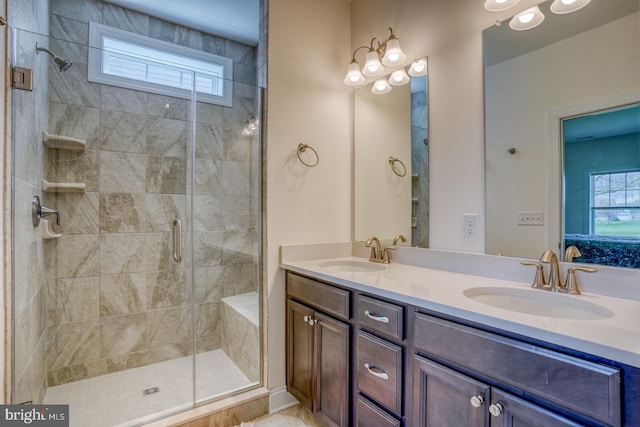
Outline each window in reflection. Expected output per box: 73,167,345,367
563,104,640,267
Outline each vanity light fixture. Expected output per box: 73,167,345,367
484,0,520,12
550,0,591,14
509,5,545,31
389,68,410,86
344,27,407,86
408,57,428,77
371,77,392,95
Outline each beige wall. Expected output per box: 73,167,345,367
266,0,352,391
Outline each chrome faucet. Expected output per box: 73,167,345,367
365,236,383,263
539,249,564,292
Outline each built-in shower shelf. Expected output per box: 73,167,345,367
42,131,86,151
42,179,86,193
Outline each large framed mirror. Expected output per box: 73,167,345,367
354,72,429,246
484,0,640,268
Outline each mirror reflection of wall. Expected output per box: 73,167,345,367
484,0,640,267
564,104,640,268
354,75,428,245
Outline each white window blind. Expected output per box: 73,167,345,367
89,23,233,106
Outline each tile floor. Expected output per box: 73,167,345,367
44,349,258,427
235,405,323,427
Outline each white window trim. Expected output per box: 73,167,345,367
88,22,233,106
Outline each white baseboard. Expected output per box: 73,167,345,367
269,386,298,413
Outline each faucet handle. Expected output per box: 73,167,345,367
520,261,548,289
564,266,597,295
381,246,396,264
365,236,381,262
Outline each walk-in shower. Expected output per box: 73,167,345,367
9,1,264,426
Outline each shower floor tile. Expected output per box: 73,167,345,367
44,349,257,427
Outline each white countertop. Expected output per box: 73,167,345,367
281,254,640,368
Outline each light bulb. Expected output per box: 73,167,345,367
509,6,544,31
389,69,410,86
408,57,428,77
382,36,406,66
484,0,520,12
518,12,534,23
550,0,590,14
371,77,391,94
344,59,365,86
363,49,384,77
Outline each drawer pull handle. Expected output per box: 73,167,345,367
365,310,389,324
470,395,484,408
489,403,503,417
364,363,389,380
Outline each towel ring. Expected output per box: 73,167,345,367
388,157,406,177
297,143,319,167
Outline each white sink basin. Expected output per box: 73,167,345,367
463,286,614,320
317,260,386,273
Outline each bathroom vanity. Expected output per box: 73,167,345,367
282,248,640,427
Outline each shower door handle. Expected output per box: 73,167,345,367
173,219,182,263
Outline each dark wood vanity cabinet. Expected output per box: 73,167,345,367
412,312,622,427
285,270,634,427
412,355,582,427
286,273,351,427
355,294,406,426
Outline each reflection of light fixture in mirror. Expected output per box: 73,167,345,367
371,78,392,94
408,57,428,77
484,0,520,12
389,69,410,86
344,27,406,84
241,116,259,136
550,0,591,14
509,6,545,31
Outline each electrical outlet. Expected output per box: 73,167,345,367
463,214,479,240
517,211,544,226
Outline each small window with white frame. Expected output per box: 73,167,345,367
88,22,233,106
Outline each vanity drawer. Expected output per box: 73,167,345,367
356,395,401,427
286,272,350,320
357,294,404,341
413,313,621,426
357,331,403,415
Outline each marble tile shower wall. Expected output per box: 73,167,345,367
10,0,50,405
41,0,259,387
411,89,428,248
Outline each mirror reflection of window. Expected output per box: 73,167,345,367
563,104,640,268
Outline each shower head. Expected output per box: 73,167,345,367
36,43,73,72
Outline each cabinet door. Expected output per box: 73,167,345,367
287,299,314,410
413,355,490,427
489,389,582,427
314,311,350,427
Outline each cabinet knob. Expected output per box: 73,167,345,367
303,315,310,322
470,395,484,408
489,403,504,417
310,318,318,325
